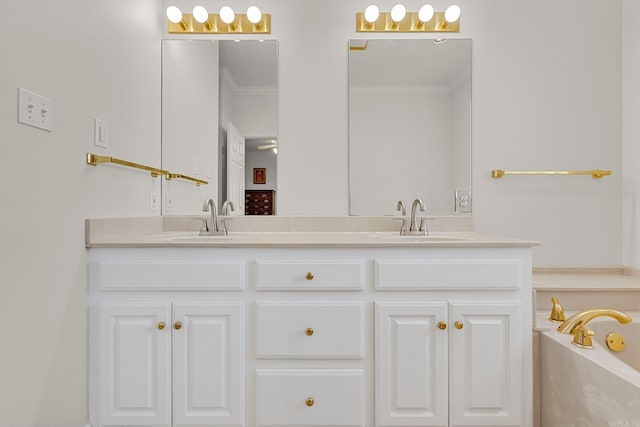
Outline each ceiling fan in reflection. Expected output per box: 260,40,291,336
257,140,277,150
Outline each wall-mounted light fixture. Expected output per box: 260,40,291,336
356,4,460,33
166,5,271,34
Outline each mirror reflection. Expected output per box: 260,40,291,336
348,39,471,216
162,39,278,215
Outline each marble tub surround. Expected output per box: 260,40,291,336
84,215,540,248
540,325,640,427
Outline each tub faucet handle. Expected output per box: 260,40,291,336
549,297,565,323
572,325,594,349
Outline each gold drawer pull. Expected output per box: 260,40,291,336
157,321,166,330
455,321,463,330
305,327,314,336
305,397,315,407
437,321,447,330
174,321,183,330
306,272,314,281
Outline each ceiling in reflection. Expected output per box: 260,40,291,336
219,40,278,87
350,39,470,87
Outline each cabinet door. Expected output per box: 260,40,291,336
449,302,521,426
99,303,171,426
172,302,245,426
375,301,448,427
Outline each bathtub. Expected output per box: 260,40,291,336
540,315,640,427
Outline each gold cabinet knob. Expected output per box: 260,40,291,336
455,321,464,330
305,272,314,281
173,321,183,330
157,321,166,330
305,327,314,336
305,397,315,407
437,321,447,330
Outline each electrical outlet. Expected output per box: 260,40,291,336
166,193,173,211
149,189,159,211
18,87,53,132
193,157,199,175
455,189,472,213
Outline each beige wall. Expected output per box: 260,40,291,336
0,1,162,425
0,0,631,426
623,0,640,268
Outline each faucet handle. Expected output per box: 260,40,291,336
199,217,209,233
549,297,566,323
572,326,594,349
393,216,409,234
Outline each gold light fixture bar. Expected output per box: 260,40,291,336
356,11,459,33
168,13,271,34
491,169,612,179
86,153,208,186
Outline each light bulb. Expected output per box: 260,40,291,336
220,6,235,24
363,5,380,23
192,5,209,24
390,4,406,23
246,6,262,24
444,4,461,22
418,4,434,22
166,6,183,24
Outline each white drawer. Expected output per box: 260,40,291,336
375,259,522,290
255,260,365,290
95,259,245,290
255,369,365,427
256,302,364,359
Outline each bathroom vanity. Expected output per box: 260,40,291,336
86,218,536,427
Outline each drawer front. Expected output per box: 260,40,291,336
255,260,364,290
255,369,365,427
96,259,245,290
375,259,521,290
256,302,364,359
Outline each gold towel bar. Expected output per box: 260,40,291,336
86,153,208,186
491,169,611,179
166,173,208,186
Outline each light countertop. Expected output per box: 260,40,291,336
85,216,539,248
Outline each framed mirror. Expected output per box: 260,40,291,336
348,39,471,216
162,39,278,215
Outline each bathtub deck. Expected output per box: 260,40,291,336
534,270,640,312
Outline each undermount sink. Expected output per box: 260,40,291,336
168,235,233,242
369,233,467,241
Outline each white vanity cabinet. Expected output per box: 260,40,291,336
88,242,533,427
97,302,244,427
375,301,521,427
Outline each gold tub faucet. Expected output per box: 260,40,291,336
549,297,565,323
557,309,632,335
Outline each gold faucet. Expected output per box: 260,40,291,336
549,297,565,323
557,309,632,335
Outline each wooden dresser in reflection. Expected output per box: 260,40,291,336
245,190,276,215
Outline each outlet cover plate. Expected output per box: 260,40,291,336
94,118,108,148
455,189,472,213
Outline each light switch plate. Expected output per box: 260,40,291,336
18,87,53,132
